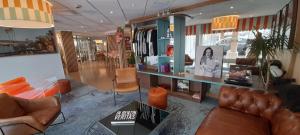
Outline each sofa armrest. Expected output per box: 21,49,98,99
13,96,61,113
219,86,282,120
271,109,300,135
0,116,44,131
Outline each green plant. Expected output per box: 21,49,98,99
247,28,290,89
127,52,135,65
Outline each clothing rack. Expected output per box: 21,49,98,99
136,24,157,30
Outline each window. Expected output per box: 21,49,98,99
185,35,196,59
201,29,271,58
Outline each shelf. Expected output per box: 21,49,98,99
207,93,218,99
158,38,171,40
168,91,200,102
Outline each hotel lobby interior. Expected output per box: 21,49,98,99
1,0,300,135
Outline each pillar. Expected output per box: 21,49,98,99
226,31,238,59
60,31,78,73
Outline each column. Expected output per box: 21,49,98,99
60,31,79,73
226,31,238,59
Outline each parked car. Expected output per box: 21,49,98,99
215,37,250,56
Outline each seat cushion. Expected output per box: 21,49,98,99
28,107,60,125
196,107,270,135
116,82,138,93
0,94,25,118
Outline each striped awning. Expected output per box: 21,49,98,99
202,15,274,34
185,25,197,35
0,0,54,28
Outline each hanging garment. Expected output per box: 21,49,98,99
151,29,158,56
142,30,148,57
147,29,153,56
136,31,140,56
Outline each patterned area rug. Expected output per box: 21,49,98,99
46,80,217,135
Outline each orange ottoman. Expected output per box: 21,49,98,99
148,87,168,109
57,79,71,94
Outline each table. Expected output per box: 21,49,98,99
99,101,170,135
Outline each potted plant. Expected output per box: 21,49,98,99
247,28,290,89
127,52,136,67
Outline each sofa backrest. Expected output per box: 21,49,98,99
219,86,282,120
271,109,300,135
0,93,25,118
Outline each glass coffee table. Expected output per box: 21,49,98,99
99,101,170,135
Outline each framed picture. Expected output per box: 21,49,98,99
0,27,57,57
195,46,223,78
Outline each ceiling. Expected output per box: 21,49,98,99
52,0,290,38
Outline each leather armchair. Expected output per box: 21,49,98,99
112,68,142,105
0,93,64,135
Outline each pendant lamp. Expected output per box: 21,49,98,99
212,15,239,31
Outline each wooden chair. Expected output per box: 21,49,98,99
112,68,141,105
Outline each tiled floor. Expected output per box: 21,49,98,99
67,61,114,91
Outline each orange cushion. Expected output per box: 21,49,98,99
44,84,60,97
15,90,45,99
0,83,32,95
0,77,26,86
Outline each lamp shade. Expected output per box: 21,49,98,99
0,0,54,28
95,40,103,44
211,15,239,31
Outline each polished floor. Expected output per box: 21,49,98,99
67,61,114,91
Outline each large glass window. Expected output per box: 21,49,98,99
185,35,196,59
201,29,271,58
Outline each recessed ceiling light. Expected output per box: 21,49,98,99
110,11,113,14
230,6,234,9
100,20,104,23
199,12,203,15
80,26,84,28
131,3,135,7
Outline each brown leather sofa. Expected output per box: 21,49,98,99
0,93,64,135
196,86,300,135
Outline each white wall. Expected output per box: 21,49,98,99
0,54,65,86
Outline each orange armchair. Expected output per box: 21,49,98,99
112,68,142,105
0,93,65,135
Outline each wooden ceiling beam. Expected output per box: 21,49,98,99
129,0,229,24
